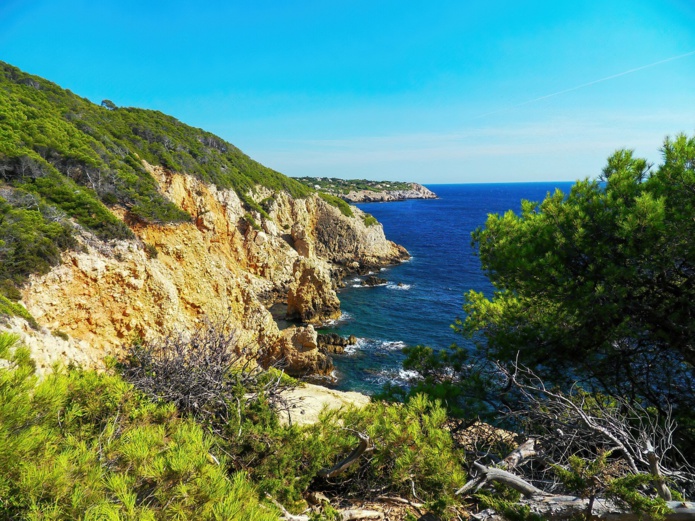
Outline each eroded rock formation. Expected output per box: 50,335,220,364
286,258,341,324
16,163,408,375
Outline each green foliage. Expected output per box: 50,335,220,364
461,138,695,414
553,452,672,521
244,212,262,231
0,192,77,293
553,451,613,499
0,60,315,301
229,394,466,514
390,136,695,444
0,336,276,521
362,213,378,227
52,330,70,341
606,475,672,521
328,395,465,510
476,489,545,521
295,176,412,195
0,294,39,328
319,192,354,217
0,61,311,217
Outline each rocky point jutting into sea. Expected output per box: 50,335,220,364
10,163,408,377
341,182,437,203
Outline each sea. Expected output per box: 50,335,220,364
319,182,575,395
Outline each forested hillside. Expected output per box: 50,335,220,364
0,61,312,311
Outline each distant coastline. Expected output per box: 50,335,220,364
294,176,438,203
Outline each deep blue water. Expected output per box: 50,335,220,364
320,182,574,394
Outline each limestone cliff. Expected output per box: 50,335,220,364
16,164,408,376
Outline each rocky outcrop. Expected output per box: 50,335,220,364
15,163,408,376
342,183,437,203
278,325,332,376
278,383,370,426
286,258,341,324
313,200,409,269
317,333,357,354
361,275,387,287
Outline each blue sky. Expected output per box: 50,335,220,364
2,0,694,183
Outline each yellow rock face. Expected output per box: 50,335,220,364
18,164,408,374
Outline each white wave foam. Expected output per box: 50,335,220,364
367,368,421,386
381,340,407,351
386,282,411,290
341,338,406,355
323,311,353,326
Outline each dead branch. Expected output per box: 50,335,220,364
318,431,371,479
646,440,672,501
495,361,695,494
501,438,536,471
456,461,546,498
376,496,425,509
267,494,385,521
339,510,384,520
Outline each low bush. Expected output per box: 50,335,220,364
119,323,468,517
361,214,378,227
319,193,354,217
0,332,277,520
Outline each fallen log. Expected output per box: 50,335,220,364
268,494,385,521
472,497,695,521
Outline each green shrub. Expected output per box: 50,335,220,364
319,193,354,217
362,214,378,227
221,394,466,515
52,330,69,341
0,294,39,328
244,212,262,231
0,334,277,521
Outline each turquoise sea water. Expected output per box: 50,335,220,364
320,182,575,394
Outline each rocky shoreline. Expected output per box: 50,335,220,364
14,163,409,380
341,182,437,203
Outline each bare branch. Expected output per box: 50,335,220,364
318,431,371,479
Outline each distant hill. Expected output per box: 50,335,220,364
294,176,437,202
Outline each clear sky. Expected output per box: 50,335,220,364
2,0,694,183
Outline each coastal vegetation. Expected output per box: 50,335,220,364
295,177,413,195
0,58,693,519
318,192,354,217
0,328,468,520
0,60,312,315
400,136,695,431
391,134,695,512
0,333,277,521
